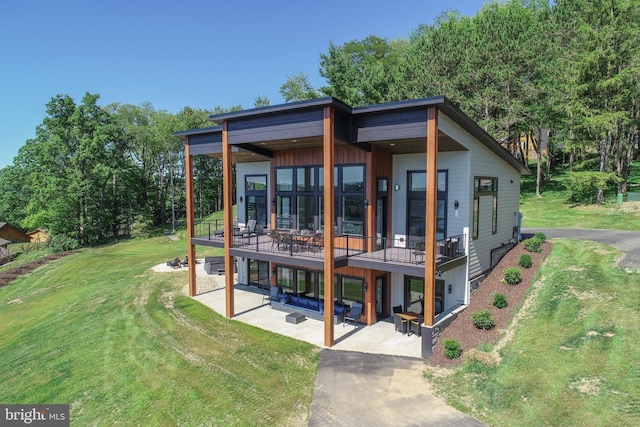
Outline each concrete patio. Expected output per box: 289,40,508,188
191,271,423,359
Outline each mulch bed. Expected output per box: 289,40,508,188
0,251,76,287
428,241,551,368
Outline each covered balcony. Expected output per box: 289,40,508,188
191,219,467,276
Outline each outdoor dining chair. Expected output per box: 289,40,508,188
409,317,422,336
343,302,363,327
394,314,408,333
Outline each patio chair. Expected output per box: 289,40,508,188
343,302,363,327
409,317,423,337
392,305,403,314
263,286,281,305
413,242,425,264
270,230,287,250
394,314,407,333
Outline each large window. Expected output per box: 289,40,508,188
404,277,444,315
473,177,498,239
245,175,267,228
407,170,448,242
275,164,365,235
275,267,364,305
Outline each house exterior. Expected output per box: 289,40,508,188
175,96,528,358
27,228,51,244
0,222,29,244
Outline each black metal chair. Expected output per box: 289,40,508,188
343,302,363,327
413,242,425,264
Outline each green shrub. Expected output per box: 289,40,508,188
565,171,619,204
47,234,80,253
523,237,542,253
518,254,533,268
443,339,461,359
492,293,508,308
472,309,494,330
534,232,547,243
502,267,522,285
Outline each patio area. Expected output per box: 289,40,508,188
191,271,423,359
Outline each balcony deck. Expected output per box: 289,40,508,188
192,225,466,275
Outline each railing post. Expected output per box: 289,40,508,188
289,233,293,256
383,237,387,262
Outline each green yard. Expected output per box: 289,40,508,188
2,164,640,425
430,239,640,426
0,235,318,426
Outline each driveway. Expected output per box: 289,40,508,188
522,228,640,270
308,228,640,427
308,349,484,427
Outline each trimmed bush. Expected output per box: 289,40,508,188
523,237,542,253
518,254,533,268
472,309,494,330
534,232,547,243
443,339,461,359
502,267,522,285
492,293,508,308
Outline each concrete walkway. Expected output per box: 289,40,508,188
188,269,483,426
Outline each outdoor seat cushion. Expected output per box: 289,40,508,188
307,299,319,311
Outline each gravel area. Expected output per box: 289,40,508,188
151,259,229,294
428,241,552,368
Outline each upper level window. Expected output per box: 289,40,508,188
297,167,315,192
473,177,498,239
275,164,365,235
342,166,364,192
407,170,448,241
246,175,267,191
276,168,293,191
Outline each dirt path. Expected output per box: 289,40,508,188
0,251,76,287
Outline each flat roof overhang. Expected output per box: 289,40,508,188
175,96,529,175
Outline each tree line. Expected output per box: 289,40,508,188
1,0,638,247
283,0,639,200
0,94,243,246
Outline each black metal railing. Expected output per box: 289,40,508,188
193,221,466,266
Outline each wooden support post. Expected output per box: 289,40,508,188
424,107,438,327
185,138,197,297
323,106,335,347
222,121,234,318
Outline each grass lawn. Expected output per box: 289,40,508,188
520,165,640,231
428,239,640,426
0,234,318,426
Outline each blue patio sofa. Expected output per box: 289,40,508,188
270,293,344,324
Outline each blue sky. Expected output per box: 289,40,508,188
0,0,487,169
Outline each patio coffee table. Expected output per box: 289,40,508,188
286,312,306,324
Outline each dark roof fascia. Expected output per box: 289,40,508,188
351,95,446,115
437,99,530,175
173,126,222,138
208,97,352,123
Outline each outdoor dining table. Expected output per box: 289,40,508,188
396,312,423,336
396,312,422,322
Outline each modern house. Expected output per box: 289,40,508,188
175,96,528,358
